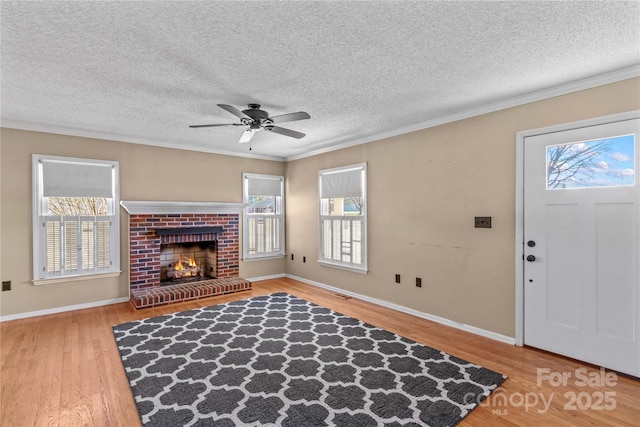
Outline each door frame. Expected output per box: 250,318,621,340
514,110,640,346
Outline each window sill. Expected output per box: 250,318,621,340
242,254,286,262
32,271,122,286
318,260,368,274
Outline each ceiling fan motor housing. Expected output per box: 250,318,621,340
242,104,269,122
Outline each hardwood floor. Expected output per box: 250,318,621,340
1,277,638,426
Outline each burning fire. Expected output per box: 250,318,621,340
174,254,198,272
166,253,202,282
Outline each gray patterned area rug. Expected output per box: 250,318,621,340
113,292,506,426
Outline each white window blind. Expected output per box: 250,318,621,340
41,159,114,197
246,175,283,196
320,167,363,199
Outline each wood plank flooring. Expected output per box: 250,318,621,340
1,277,638,426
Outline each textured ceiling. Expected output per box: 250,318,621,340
1,1,639,161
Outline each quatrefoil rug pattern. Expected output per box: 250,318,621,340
113,292,506,426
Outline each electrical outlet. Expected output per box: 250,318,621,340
2,281,11,291
395,274,401,284
416,277,422,288
474,216,492,228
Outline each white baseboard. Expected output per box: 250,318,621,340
1,274,518,347
0,296,130,322
245,273,286,282
286,274,516,345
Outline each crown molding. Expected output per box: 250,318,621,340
0,120,285,162
285,65,640,161
2,66,637,163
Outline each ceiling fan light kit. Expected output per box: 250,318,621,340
190,104,310,149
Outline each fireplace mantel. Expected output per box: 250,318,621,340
120,200,246,215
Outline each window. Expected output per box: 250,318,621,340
32,155,120,282
547,134,635,189
242,173,285,260
318,163,367,272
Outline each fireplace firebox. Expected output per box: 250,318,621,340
160,241,216,285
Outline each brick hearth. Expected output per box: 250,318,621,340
123,205,251,309
130,277,252,309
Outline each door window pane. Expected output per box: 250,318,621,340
547,134,635,189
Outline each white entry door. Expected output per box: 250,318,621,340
523,117,639,377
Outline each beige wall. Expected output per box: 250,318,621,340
1,78,638,330
0,129,285,316
285,78,640,338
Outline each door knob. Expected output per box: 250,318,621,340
526,255,536,262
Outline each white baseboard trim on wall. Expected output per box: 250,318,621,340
0,296,131,322
246,273,286,282
0,274,519,346
286,274,516,346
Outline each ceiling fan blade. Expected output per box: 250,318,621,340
218,104,251,120
269,111,310,124
265,125,306,139
239,128,259,143
189,123,241,128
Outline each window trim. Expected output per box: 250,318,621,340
32,154,120,283
242,172,286,261
318,163,368,273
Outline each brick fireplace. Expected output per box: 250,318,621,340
121,201,251,309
